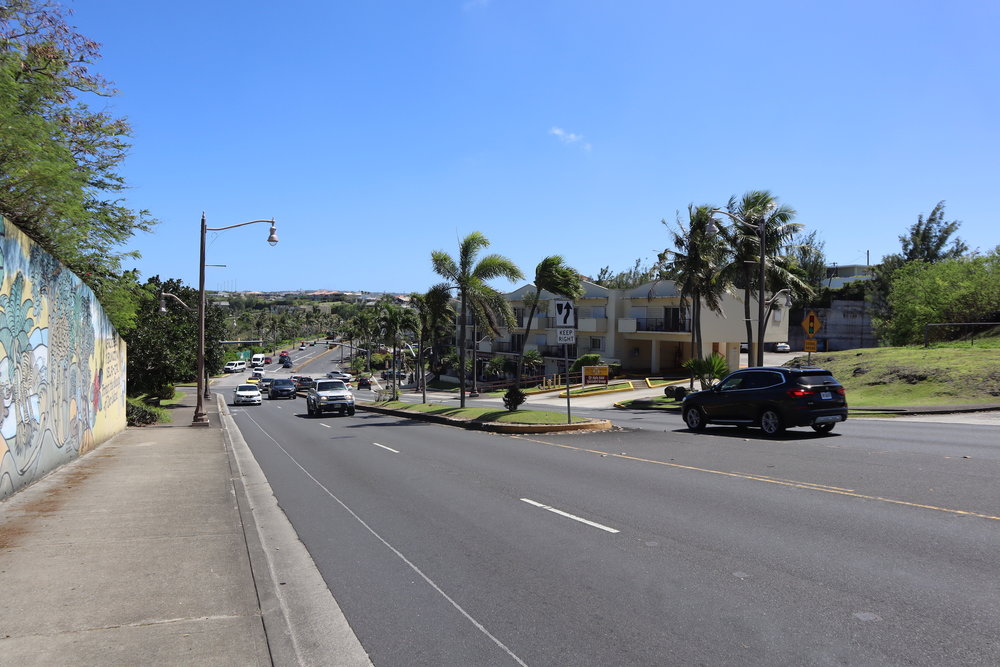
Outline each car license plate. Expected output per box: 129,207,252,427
820,391,832,399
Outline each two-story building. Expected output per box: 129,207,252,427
474,279,791,377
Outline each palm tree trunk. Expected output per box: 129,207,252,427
742,280,754,368
458,292,467,407
515,299,539,389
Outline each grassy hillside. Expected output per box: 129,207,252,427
789,339,1000,407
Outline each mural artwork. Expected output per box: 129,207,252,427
0,219,126,500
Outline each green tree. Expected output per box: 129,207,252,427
431,231,523,407
125,277,227,399
787,230,828,292
515,255,583,388
0,1,156,329
485,355,506,379
876,248,1000,345
870,201,970,338
410,284,454,403
593,258,656,289
376,297,418,398
716,191,806,367
658,205,728,367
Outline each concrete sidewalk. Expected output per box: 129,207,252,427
0,388,371,666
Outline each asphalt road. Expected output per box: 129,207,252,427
226,355,1000,666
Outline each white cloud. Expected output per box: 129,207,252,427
550,127,592,151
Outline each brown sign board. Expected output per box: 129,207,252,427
582,365,609,386
803,338,818,352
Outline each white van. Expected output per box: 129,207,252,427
250,353,266,367
224,360,247,373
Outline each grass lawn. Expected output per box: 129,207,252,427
373,400,590,424
619,342,1000,410
796,344,1000,407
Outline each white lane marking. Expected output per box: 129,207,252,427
372,442,399,453
239,411,526,666
320,423,331,428
520,498,620,534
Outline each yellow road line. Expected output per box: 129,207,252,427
511,436,1000,522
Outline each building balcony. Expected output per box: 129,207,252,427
540,344,577,358
577,317,607,332
617,317,690,333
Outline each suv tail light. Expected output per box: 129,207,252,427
786,388,813,398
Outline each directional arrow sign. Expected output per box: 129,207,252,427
554,300,576,328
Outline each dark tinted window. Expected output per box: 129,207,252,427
798,374,838,386
719,373,749,390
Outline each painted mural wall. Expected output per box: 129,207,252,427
0,218,127,500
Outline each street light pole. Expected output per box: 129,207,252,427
756,218,767,367
193,213,278,427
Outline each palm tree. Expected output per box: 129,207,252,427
657,205,729,370
515,255,583,388
377,298,418,398
410,284,454,403
715,191,804,367
521,348,543,379
431,232,523,407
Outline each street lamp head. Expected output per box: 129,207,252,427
267,221,279,246
158,297,167,313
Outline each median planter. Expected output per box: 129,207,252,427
356,401,612,433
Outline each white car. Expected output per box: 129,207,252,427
775,342,791,353
233,384,262,406
326,370,354,382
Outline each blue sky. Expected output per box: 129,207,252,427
68,0,998,295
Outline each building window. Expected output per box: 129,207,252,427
590,337,604,351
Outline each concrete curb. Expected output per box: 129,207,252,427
357,402,613,433
219,395,373,667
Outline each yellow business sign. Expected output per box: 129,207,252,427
582,365,609,386
803,338,818,352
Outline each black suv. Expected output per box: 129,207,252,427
682,366,847,436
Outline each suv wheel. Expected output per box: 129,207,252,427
683,407,706,431
760,409,785,436
811,422,835,433
347,406,355,416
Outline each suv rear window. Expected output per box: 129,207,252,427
797,374,839,386
272,379,294,387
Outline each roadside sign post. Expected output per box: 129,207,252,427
801,310,822,364
555,300,576,424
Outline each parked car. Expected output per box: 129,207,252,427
326,370,354,382
291,375,315,391
681,366,847,436
268,378,297,399
232,384,262,406
775,342,791,353
357,376,372,390
306,380,356,416
380,369,406,380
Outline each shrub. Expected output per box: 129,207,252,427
682,353,729,390
126,398,167,426
503,387,527,412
